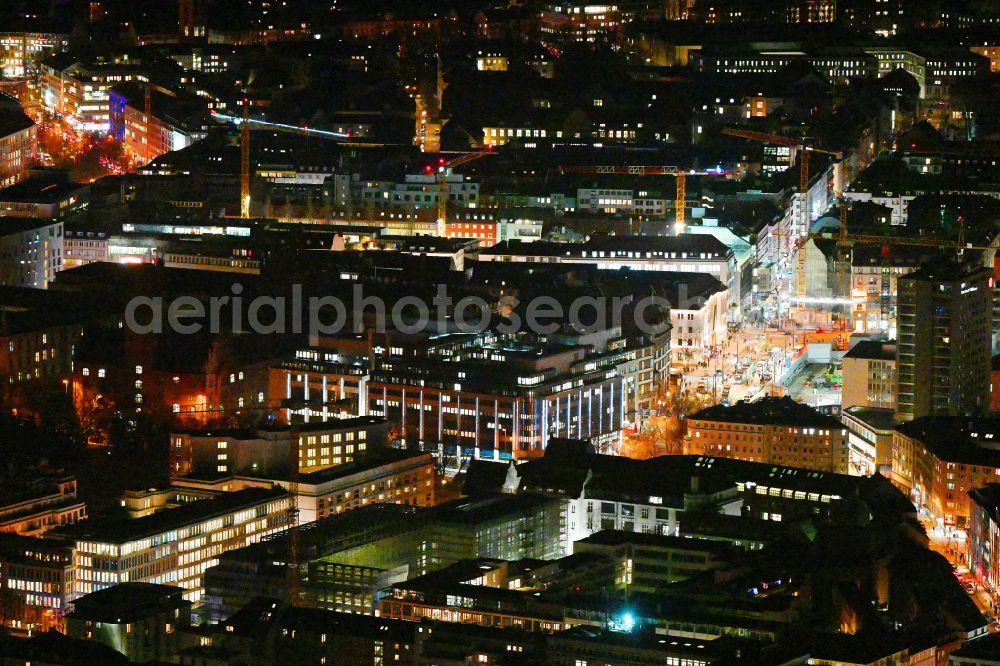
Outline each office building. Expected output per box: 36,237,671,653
895,261,992,422
474,439,902,553
173,447,436,523
687,397,851,473
0,533,74,633
367,327,669,464
572,531,733,592
169,417,390,480
478,235,737,300
65,583,191,663
203,493,565,620
841,406,896,477
67,487,292,602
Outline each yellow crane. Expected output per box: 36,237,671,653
559,164,731,234
722,128,844,304
213,102,352,219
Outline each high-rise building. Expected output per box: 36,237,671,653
895,260,992,422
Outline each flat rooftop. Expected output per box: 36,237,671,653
62,487,288,544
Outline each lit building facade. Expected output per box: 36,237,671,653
0,32,67,79
39,59,148,132
169,417,389,479
538,2,621,47
968,484,1000,606
687,397,850,474
892,417,1000,528
174,448,436,523
68,488,292,602
0,475,86,536
0,534,74,634
0,218,64,289
109,85,207,166
368,328,669,464
895,262,992,423
0,98,35,190
841,340,897,410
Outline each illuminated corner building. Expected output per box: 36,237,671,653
0,473,86,536
895,261,991,423
39,55,149,133
969,484,1000,609
65,583,191,663
220,346,372,424
169,417,389,481
367,327,668,464
0,31,67,80
0,533,74,634
66,487,292,603
171,446,435,524
538,2,622,48
687,397,851,474
892,416,1000,528
841,406,896,477
0,94,35,190
0,218,64,288
108,83,209,167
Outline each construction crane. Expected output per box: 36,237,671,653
722,128,843,305
432,151,493,236
559,164,730,233
213,103,351,219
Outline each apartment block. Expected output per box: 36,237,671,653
687,397,850,473
893,417,1000,528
